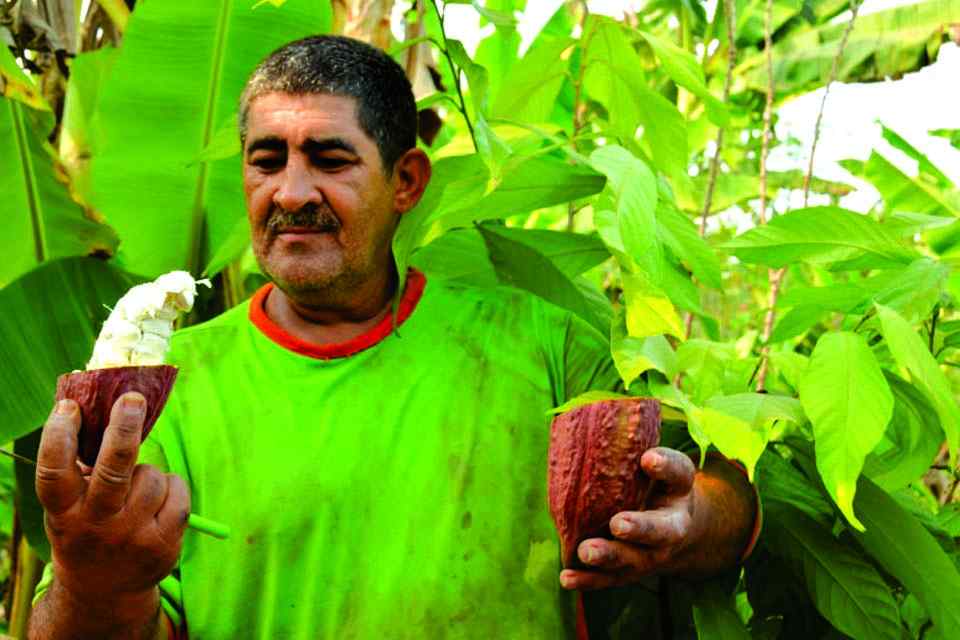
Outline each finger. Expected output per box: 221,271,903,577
559,568,630,592
156,473,190,542
126,465,168,519
35,400,86,515
85,393,146,519
641,447,695,496
610,507,692,547
577,538,671,574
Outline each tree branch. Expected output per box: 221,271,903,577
756,0,862,391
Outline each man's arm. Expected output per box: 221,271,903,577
30,580,169,640
559,448,758,590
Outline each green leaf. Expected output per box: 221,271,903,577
622,270,685,339
0,97,119,288
863,372,944,492
799,331,894,530
880,124,952,187
590,146,660,282
723,206,920,269
477,225,607,333
0,257,140,444
636,30,728,126
611,307,677,389
706,393,805,429
656,194,722,290
853,477,960,638
876,304,960,464
764,503,901,640
90,0,332,277
689,406,765,480
0,45,49,110
548,390,633,416
756,450,835,526
692,580,750,640
203,215,250,278
769,304,830,343
583,17,688,180
490,36,571,124
411,226,609,287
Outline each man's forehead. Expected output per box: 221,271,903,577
245,91,366,140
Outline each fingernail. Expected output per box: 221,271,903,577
123,394,145,415
55,399,75,415
612,518,633,537
583,545,605,564
559,572,574,588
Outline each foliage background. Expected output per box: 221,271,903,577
2,0,960,637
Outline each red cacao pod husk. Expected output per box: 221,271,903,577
547,398,661,568
55,365,178,466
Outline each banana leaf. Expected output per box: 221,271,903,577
738,0,960,98
90,0,332,279
0,95,119,288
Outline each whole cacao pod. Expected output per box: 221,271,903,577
547,398,661,568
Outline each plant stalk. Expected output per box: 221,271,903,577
429,0,478,153
756,0,862,391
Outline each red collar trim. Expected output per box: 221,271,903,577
248,270,427,360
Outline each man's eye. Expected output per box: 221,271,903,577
250,155,285,170
313,156,350,170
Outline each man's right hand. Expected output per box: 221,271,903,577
33,392,189,629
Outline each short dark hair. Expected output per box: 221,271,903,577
238,35,417,172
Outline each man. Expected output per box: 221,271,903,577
29,35,757,639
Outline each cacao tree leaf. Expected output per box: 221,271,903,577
622,270,685,340
590,145,661,284
611,307,677,389
706,393,805,429
411,226,609,287
763,503,901,640
90,0,332,278
490,36,571,124
548,390,633,416
0,97,119,288
876,304,960,464
798,331,894,531
769,304,831,343
853,476,960,638
692,579,750,640
689,407,765,480
723,206,920,269
863,372,943,492
478,225,607,333
583,17,688,180
656,193,722,290
636,30,728,126
756,451,835,527
880,124,953,188
841,151,959,218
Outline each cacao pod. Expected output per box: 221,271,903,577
55,365,178,466
547,397,661,568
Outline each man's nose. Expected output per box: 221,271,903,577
272,161,318,212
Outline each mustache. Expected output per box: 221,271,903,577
267,204,341,233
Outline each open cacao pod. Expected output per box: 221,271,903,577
547,397,661,568
55,365,178,466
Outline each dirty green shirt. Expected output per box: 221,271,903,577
139,274,618,639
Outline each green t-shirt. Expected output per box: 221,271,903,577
137,274,618,639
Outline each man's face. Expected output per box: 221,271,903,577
242,92,398,300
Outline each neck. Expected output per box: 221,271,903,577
265,269,397,346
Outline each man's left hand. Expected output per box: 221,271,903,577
559,447,702,591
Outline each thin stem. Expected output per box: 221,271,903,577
930,305,940,354
802,0,862,206
683,0,736,340
429,0,478,152
757,0,862,391
568,0,593,231
758,0,774,226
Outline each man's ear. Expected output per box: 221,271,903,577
392,148,432,214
